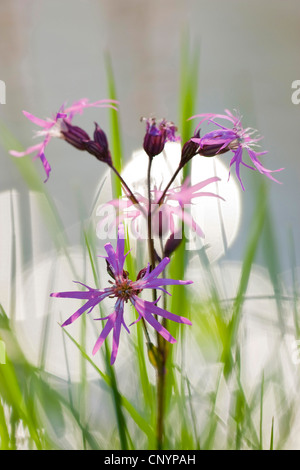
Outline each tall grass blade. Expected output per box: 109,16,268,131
105,52,123,199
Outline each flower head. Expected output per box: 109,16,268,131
10,99,118,181
50,224,192,365
190,109,284,190
98,176,224,240
142,117,180,159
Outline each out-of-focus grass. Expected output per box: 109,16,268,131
105,52,123,200
0,45,299,451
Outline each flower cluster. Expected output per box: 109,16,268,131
98,176,224,242
10,98,118,181
11,100,283,191
10,97,284,365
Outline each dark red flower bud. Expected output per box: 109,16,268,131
136,267,148,281
198,143,230,157
85,123,112,165
143,129,166,159
179,129,201,168
61,120,90,150
94,122,109,150
106,260,115,279
142,117,179,159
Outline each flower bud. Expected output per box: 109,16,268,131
179,129,201,168
142,117,179,159
143,127,166,159
94,122,109,150
191,130,231,158
85,123,112,164
60,120,90,150
198,143,230,157
136,267,148,281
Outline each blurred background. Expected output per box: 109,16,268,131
0,0,300,450
0,0,299,264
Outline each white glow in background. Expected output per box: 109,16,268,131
95,142,242,263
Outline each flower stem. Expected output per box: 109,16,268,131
146,156,157,272
109,164,146,215
108,162,152,345
146,155,167,450
157,164,183,207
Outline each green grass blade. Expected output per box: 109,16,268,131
261,210,285,333
178,32,200,180
105,52,123,199
0,398,10,449
61,327,154,442
259,372,265,450
270,417,274,450
288,229,300,336
224,182,268,376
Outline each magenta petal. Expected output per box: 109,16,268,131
143,257,170,281
104,224,130,279
142,311,176,343
115,224,127,275
9,143,43,158
60,298,99,327
132,297,189,343
133,276,193,293
22,110,52,128
111,311,123,365
134,297,192,325
39,152,51,182
92,310,118,355
50,289,107,300
247,149,284,183
104,243,119,274
145,300,192,325
233,147,245,191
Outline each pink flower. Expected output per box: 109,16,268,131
98,176,224,239
50,224,192,365
10,99,118,182
190,109,284,190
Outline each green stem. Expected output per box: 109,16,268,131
109,163,152,346
146,156,167,450
156,164,183,207
109,164,141,207
146,157,157,272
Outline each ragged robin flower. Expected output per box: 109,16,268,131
190,109,284,190
97,176,224,240
10,98,118,181
50,224,192,365
142,117,180,159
